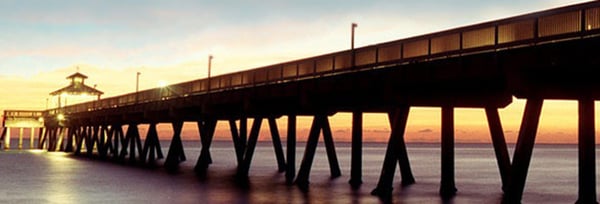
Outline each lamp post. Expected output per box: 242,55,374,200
136,72,141,103
350,22,363,187
136,72,141,93
351,23,357,51
207,55,213,93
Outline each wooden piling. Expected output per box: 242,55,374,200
142,123,163,164
295,114,341,187
111,125,124,160
196,119,217,173
237,117,263,178
29,127,35,149
440,106,457,197
349,111,363,187
229,119,244,165
295,115,321,188
286,115,297,185
504,98,543,203
268,117,287,173
372,106,413,197
165,121,186,170
4,128,10,149
576,98,597,204
321,115,341,178
485,107,511,192
18,128,23,150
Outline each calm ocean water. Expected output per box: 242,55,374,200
0,140,595,203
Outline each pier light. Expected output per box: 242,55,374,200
37,117,44,123
57,114,65,121
158,80,168,88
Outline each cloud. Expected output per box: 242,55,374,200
418,129,433,133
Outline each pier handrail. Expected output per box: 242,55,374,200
46,1,600,116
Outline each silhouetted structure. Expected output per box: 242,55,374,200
50,72,103,107
10,2,600,203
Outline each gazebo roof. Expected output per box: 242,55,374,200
66,72,88,80
50,71,103,96
50,83,104,96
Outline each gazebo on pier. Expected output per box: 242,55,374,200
50,72,103,108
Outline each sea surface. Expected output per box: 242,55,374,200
0,140,596,203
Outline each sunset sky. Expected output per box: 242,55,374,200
0,0,596,144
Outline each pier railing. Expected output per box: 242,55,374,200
46,2,600,116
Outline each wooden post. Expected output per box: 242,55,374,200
485,107,511,192
29,127,35,149
112,125,124,160
142,123,164,164
576,98,597,204
98,126,109,158
237,117,263,178
4,128,10,149
39,127,47,150
37,128,45,149
295,115,321,188
18,128,24,150
0,128,6,149
240,117,248,151
229,119,244,165
89,126,100,157
440,106,457,197
64,127,74,152
165,121,186,171
350,110,363,187
196,119,217,173
75,127,85,155
504,98,543,203
321,115,341,178
286,115,297,185
56,127,65,152
268,117,287,172
119,125,131,160
372,106,413,197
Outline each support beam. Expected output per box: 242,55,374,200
504,98,543,203
39,127,47,150
75,127,85,155
240,117,248,151
372,106,413,197
237,117,263,178
229,119,244,165
295,114,342,188
37,128,45,149
349,110,363,187
268,117,287,173
18,128,23,150
485,107,511,192
103,125,114,157
112,125,124,160
440,106,457,197
165,121,186,171
142,123,163,164
29,128,35,149
576,98,597,204
295,115,321,188
89,126,100,157
98,126,110,159
4,128,10,149
195,119,217,173
321,115,341,178
0,128,6,149
286,115,297,185
64,127,75,152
